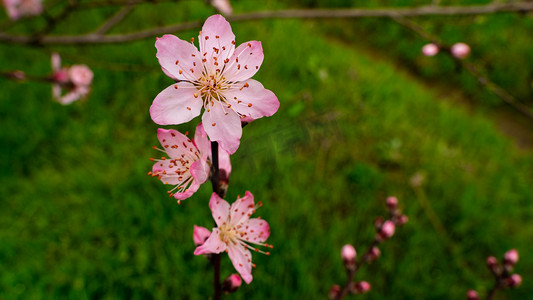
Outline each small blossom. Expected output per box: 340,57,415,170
194,191,271,283
507,274,522,288
2,0,42,20
50,53,93,105
352,281,371,294
503,249,519,266
466,289,479,300
378,220,395,240
386,196,398,209
151,14,280,154
211,0,232,15
193,225,211,246
451,42,470,59
395,214,409,226
367,246,381,262
221,274,242,293
422,43,439,57
341,244,356,267
149,123,231,204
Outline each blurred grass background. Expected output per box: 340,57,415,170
1,0,533,299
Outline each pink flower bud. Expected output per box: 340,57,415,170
486,256,498,268
367,246,381,262
451,42,470,59
378,220,395,240
68,65,93,87
374,216,384,229
329,284,341,300
466,289,479,300
507,274,522,288
353,281,371,294
396,214,409,226
341,244,357,267
52,69,69,84
386,196,398,209
504,249,519,266
221,273,241,293
422,43,439,57
193,225,211,247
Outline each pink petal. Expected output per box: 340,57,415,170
193,225,211,246
59,90,82,105
155,34,203,81
157,128,197,159
202,102,242,154
229,191,254,226
174,182,198,200
218,146,232,177
209,192,230,227
241,218,270,244
223,41,263,82
227,244,253,284
223,79,279,119
51,53,61,71
194,123,211,161
194,228,227,255
190,159,209,185
150,82,203,125
198,15,235,75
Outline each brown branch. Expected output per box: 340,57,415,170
1,2,533,45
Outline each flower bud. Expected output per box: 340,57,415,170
386,196,398,209
378,220,395,240
221,274,241,293
374,216,384,229
422,43,439,57
329,284,341,300
466,289,479,300
367,246,381,263
395,214,409,226
507,274,522,288
503,249,519,266
193,225,211,247
451,42,470,59
486,256,499,275
341,244,357,268
352,281,371,294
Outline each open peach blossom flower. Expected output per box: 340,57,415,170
50,53,93,105
194,191,271,283
149,123,231,204
150,14,279,154
2,0,42,20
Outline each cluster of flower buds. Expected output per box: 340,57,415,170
421,42,471,59
375,196,407,242
50,53,94,105
468,249,522,299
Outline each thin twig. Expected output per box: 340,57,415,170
1,2,533,45
94,3,136,35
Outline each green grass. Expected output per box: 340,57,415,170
1,1,532,299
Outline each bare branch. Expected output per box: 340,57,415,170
1,2,533,45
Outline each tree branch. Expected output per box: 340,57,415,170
1,2,533,45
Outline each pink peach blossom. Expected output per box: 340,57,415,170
451,42,470,59
421,43,439,57
2,0,42,20
194,191,271,283
50,53,93,105
151,14,279,154
150,123,231,204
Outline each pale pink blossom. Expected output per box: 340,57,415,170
353,281,371,294
50,53,93,105
341,244,356,266
194,191,271,283
149,123,231,204
507,274,522,287
151,14,279,154
451,42,470,59
211,0,232,15
193,225,211,246
421,43,439,57
504,249,519,266
378,220,395,240
2,0,42,20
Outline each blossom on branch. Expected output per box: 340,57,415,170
194,191,271,283
2,0,42,20
50,53,93,105
151,14,279,154
149,123,231,204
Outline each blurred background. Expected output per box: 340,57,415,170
1,0,532,299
